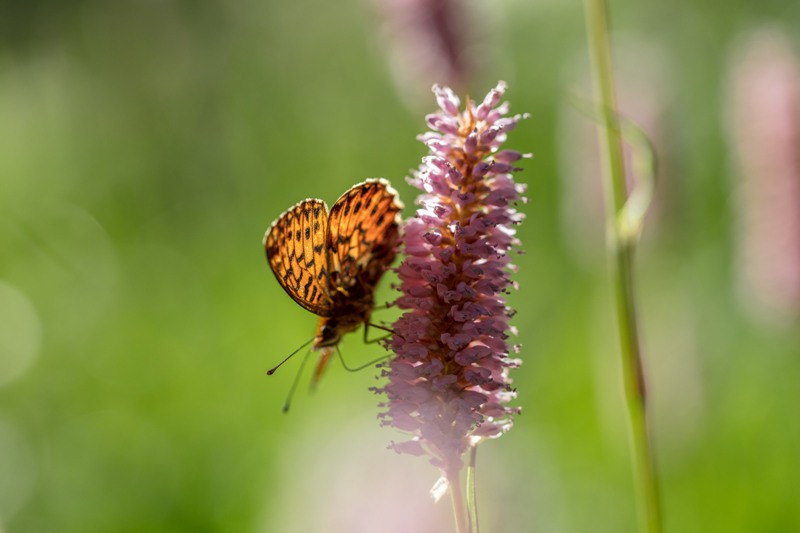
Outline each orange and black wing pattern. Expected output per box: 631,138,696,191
264,199,333,316
327,179,404,288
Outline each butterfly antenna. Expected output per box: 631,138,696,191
282,347,312,413
335,345,392,373
266,337,314,375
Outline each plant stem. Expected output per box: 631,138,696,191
447,467,470,533
582,1,662,532
466,446,480,533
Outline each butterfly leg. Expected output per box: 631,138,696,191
364,322,395,344
336,345,391,372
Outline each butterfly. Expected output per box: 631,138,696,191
263,178,403,386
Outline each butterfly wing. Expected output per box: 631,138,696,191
264,199,334,316
327,179,403,289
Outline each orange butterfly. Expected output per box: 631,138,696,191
263,178,403,387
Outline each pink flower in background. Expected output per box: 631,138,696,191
371,0,472,107
726,28,800,325
374,81,528,475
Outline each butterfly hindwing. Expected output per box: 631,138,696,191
264,199,333,316
327,179,403,288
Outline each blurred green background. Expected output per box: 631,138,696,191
1,0,799,531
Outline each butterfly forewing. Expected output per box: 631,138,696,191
265,199,333,316
327,179,403,288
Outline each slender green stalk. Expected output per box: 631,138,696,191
466,447,480,533
447,468,470,533
582,1,662,532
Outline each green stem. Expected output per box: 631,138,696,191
447,467,470,533
582,1,662,532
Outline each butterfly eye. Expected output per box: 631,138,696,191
318,324,340,346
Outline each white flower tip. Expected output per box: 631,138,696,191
432,84,461,115
430,475,449,502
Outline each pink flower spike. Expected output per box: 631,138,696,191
375,82,527,473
